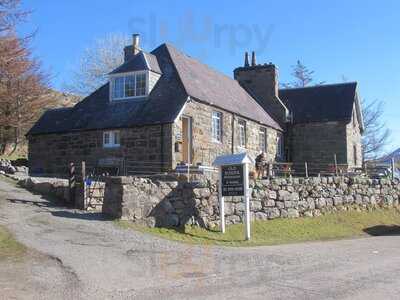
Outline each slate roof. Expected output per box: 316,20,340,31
28,43,281,136
279,82,358,124
166,44,281,130
109,51,162,74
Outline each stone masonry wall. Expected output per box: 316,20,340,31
28,124,173,176
172,99,279,168
288,121,349,168
102,175,400,228
234,64,288,125
346,103,363,168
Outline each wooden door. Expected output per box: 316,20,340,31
181,117,191,164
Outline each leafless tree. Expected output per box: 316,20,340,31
64,33,129,95
282,60,325,88
362,99,391,161
0,0,28,35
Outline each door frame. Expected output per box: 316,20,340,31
181,116,193,164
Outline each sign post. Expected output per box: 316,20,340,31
218,166,225,233
243,162,250,240
213,153,254,240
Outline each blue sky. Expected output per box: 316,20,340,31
19,0,399,152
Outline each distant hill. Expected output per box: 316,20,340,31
44,89,81,110
376,148,400,165
1,89,81,157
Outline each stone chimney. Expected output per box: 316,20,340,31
123,34,141,62
244,52,249,67
251,51,256,66
234,53,288,125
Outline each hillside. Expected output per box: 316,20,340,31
377,148,400,165
0,90,80,158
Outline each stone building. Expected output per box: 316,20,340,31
28,34,363,176
280,83,364,169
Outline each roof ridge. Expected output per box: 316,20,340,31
161,42,240,82
161,43,281,130
280,81,357,91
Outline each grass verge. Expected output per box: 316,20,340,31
116,208,400,247
0,153,26,161
0,226,26,260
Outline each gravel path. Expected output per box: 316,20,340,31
1,177,400,299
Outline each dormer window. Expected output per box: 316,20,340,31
110,71,148,101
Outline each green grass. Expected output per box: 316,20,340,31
116,208,400,247
0,152,26,161
0,226,26,260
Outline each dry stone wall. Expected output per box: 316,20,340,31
102,175,400,228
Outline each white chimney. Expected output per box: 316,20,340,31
133,34,140,55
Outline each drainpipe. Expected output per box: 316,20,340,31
160,124,164,172
231,114,235,154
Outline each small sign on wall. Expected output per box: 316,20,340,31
175,132,182,142
221,164,244,196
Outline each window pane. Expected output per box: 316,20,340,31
259,128,267,152
212,112,222,142
125,75,135,97
104,132,110,145
114,131,120,145
112,77,124,99
136,73,146,96
238,120,246,147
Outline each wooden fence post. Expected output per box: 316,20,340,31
305,162,308,178
81,161,86,210
334,154,338,176
391,158,395,181
68,162,75,206
267,163,273,179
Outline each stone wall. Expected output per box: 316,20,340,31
173,99,280,167
102,175,400,228
28,124,173,176
288,121,349,168
17,176,73,203
13,175,104,210
346,103,363,168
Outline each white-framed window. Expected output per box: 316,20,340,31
103,130,121,148
212,111,222,142
276,133,284,160
136,72,146,96
112,77,124,99
110,71,147,101
259,127,267,152
238,119,246,148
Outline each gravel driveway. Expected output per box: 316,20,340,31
1,177,400,299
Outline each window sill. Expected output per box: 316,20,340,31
212,139,222,144
103,145,121,149
111,95,147,102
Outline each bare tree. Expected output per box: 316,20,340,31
64,33,129,95
362,99,391,160
0,0,28,35
282,60,325,88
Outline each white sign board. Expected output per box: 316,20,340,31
213,153,254,240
